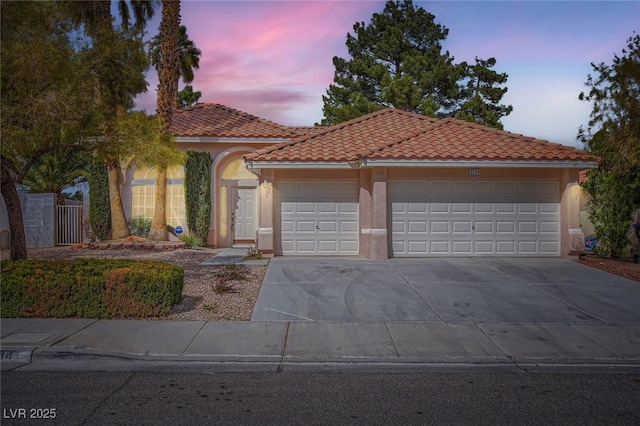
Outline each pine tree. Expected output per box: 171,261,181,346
456,57,513,130
321,0,463,124
321,1,512,128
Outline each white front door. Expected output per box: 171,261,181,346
233,187,257,242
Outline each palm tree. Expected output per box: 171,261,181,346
149,24,202,89
148,0,181,241
61,0,158,240
23,149,89,206
178,85,202,108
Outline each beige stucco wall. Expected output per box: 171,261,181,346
559,169,584,255
370,168,389,260
122,141,268,247
178,143,268,246
578,185,596,237
387,167,564,181
256,169,274,254
359,169,372,258
273,169,360,181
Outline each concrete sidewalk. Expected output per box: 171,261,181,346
2,318,639,372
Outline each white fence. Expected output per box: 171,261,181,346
56,205,84,245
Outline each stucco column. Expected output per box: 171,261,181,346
209,161,217,247
256,169,274,256
560,168,583,256
359,169,373,258
370,167,388,260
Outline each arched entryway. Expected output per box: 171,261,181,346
216,155,259,247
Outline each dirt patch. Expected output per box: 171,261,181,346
577,255,640,282
2,246,266,321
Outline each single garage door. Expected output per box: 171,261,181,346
390,180,560,257
277,181,359,255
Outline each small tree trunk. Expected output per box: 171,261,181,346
107,160,130,240
1,158,27,260
148,167,168,240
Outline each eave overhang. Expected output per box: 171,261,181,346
246,158,600,170
359,159,600,169
175,137,293,144
244,160,360,170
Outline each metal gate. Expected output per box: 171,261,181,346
56,205,84,245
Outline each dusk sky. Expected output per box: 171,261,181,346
134,1,639,147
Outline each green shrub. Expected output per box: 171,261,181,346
128,216,152,238
184,151,212,244
87,160,111,241
179,232,204,248
0,259,184,319
245,246,263,260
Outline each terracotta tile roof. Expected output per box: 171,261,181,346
246,108,599,164
246,108,439,162
170,103,300,138
287,126,329,136
367,118,600,162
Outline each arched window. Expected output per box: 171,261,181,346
131,165,186,228
220,157,255,181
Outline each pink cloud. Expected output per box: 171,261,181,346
134,1,379,122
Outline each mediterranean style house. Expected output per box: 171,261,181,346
120,103,599,260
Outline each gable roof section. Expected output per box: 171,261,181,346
245,108,599,165
366,118,599,162
246,108,440,162
170,103,301,139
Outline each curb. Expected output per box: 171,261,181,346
2,346,639,373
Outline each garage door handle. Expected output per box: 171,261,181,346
316,225,320,230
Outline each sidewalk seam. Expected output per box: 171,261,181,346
180,321,208,356
277,322,291,373
49,319,99,347
0,318,45,338
569,324,622,357
384,260,447,322
473,323,526,370
383,322,401,358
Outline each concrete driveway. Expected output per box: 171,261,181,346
251,257,640,323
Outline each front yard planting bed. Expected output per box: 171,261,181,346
1,258,184,319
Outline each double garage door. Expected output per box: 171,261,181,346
391,180,560,257
276,180,560,257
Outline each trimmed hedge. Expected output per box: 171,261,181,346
0,259,184,319
88,160,111,241
184,151,213,243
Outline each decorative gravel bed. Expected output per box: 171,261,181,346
577,255,640,282
3,246,266,321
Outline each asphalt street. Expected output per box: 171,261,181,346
2,371,640,425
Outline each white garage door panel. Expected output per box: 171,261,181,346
391,180,560,257
277,182,359,256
